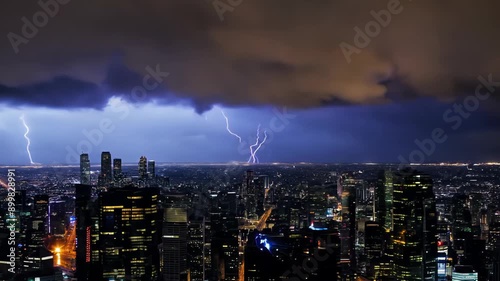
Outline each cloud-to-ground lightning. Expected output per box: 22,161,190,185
248,124,261,163
252,130,268,164
20,114,36,165
220,110,269,163
221,110,242,143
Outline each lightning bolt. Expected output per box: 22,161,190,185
221,110,242,143
248,124,261,163
252,130,268,164
20,114,36,165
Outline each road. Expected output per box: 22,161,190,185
256,207,273,231
48,220,76,272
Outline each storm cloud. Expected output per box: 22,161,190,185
0,0,499,111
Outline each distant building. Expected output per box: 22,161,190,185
80,153,91,185
148,160,156,178
100,151,112,186
113,158,122,181
139,156,148,179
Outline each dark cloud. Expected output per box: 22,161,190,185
0,76,106,109
0,0,499,111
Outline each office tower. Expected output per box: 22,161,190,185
338,173,359,280
31,195,49,240
100,151,112,185
75,184,93,281
391,169,437,281
148,160,156,178
163,208,188,281
451,194,474,266
376,170,394,232
242,170,256,219
80,153,91,185
48,200,66,235
210,211,239,281
254,175,269,217
99,186,160,280
113,158,122,181
139,156,148,179
14,190,29,264
308,187,329,224
364,221,383,279
187,220,205,281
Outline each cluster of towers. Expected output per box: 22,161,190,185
79,152,158,187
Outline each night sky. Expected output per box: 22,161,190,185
0,0,499,165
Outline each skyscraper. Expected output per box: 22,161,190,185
99,186,160,280
80,153,91,185
391,169,437,281
113,158,122,184
376,170,394,232
139,156,148,179
163,208,188,281
75,184,93,281
100,151,112,185
187,219,206,281
148,160,156,178
338,173,360,280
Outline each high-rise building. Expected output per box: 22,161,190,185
80,153,91,185
391,169,437,281
100,151,112,185
163,208,188,281
210,211,239,281
99,186,160,280
32,195,49,238
75,184,93,281
376,170,394,232
148,160,156,178
139,156,148,179
187,219,206,281
48,200,66,235
113,158,122,181
338,173,360,280
364,221,383,279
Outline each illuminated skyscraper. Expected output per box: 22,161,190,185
113,158,122,181
338,173,361,280
80,153,91,185
376,170,394,232
99,186,160,280
148,160,156,178
75,184,93,281
391,169,437,281
139,156,148,179
163,208,188,281
187,219,206,281
100,151,112,185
